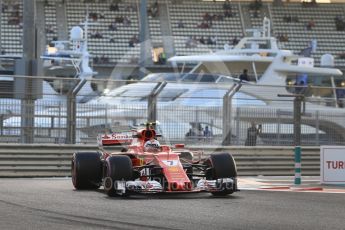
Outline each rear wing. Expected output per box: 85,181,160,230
97,132,133,147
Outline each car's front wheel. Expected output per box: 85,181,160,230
205,152,237,196
104,155,133,197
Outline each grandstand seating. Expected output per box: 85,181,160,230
168,0,243,55
44,0,58,44
0,0,22,55
271,3,345,66
244,2,270,28
66,0,140,64
0,0,345,68
148,0,163,45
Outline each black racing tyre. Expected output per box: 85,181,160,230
71,152,102,190
206,153,237,196
104,155,133,196
208,152,237,179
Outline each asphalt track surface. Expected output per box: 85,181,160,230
0,178,344,230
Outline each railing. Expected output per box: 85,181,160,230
1,75,345,146
0,144,320,177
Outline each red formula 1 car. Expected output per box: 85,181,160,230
71,123,238,196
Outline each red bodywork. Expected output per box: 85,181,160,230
102,127,194,192
129,150,192,192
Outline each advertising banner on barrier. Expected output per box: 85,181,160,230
320,146,345,184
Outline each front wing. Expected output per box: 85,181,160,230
106,178,237,195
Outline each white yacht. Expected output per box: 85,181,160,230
94,18,342,108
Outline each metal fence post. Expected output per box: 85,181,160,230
66,79,86,144
20,98,35,143
222,91,230,145
293,96,302,185
19,0,38,143
0,114,3,135
316,111,319,145
139,0,152,76
294,146,301,185
222,83,241,145
58,102,62,141
147,82,167,123
277,109,281,145
236,107,240,145
66,92,76,144
148,94,156,123
278,94,304,185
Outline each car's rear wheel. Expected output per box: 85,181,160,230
104,155,133,196
71,152,102,190
205,152,237,196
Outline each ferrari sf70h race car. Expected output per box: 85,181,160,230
71,123,238,196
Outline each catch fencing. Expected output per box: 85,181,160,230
0,75,345,146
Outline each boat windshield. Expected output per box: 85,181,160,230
142,73,222,83
141,73,184,82
181,74,220,83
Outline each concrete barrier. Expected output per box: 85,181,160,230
0,144,320,177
